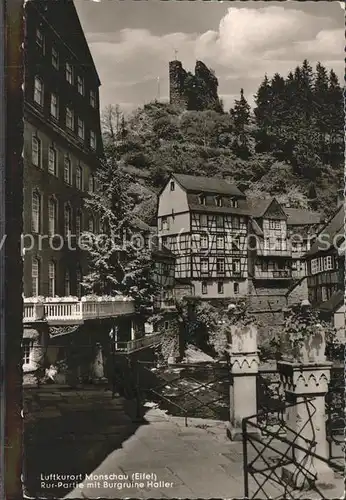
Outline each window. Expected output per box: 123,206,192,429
76,165,83,190
76,268,82,298
230,199,238,208
234,282,239,295
66,62,73,84
311,258,318,274
31,135,41,167
200,234,209,249
22,339,34,365
199,194,206,206
164,321,169,330
64,204,72,237
34,77,43,106
66,107,74,130
50,93,58,119
261,260,268,272
31,258,39,296
162,216,169,231
216,258,225,274
32,191,41,233
215,196,222,207
88,216,95,233
48,261,56,297
216,216,223,228
232,259,241,274
200,214,207,227
88,174,95,193
269,220,281,230
77,75,84,95
48,197,57,235
76,210,82,238
170,181,175,192
216,236,224,249
200,258,208,274
36,28,44,52
77,118,84,140
48,146,57,175
217,282,224,294
324,256,333,271
90,89,96,108
64,270,71,296
202,281,208,295
90,130,96,149
64,155,72,184
52,46,59,69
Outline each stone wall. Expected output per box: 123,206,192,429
286,277,308,306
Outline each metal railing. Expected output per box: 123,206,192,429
242,397,344,499
134,359,231,425
113,332,164,354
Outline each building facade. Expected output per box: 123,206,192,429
304,204,345,338
285,207,323,279
157,173,329,325
23,0,103,298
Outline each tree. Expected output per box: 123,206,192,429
82,155,160,317
230,88,251,158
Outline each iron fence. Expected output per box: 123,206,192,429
134,357,231,424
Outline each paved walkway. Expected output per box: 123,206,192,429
24,385,345,500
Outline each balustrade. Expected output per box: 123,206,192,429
23,296,135,324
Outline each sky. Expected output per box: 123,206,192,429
74,1,344,114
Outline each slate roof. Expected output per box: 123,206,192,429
246,197,288,220
305,205,344,257
284,208,322,226
319,290,344,313
173,173,246,197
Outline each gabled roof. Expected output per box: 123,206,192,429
305,205,344,257
247,198,273,218
172,173,245,197
247,197,287,220
284,208,322,226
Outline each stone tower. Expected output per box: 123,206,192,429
169,60,188,109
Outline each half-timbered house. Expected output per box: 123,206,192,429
284,207,323,279
247,198,292,312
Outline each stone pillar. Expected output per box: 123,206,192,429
92,343,107,384
278,361,335,489
227,324,260,441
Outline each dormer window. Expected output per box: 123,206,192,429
170,181,175,192
215,196,222,207
199,194,206,206
230,198,238,208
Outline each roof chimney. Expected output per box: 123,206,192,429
337,188,344,208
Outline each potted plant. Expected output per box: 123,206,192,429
281,301,336,363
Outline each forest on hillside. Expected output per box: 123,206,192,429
101,60,343,224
